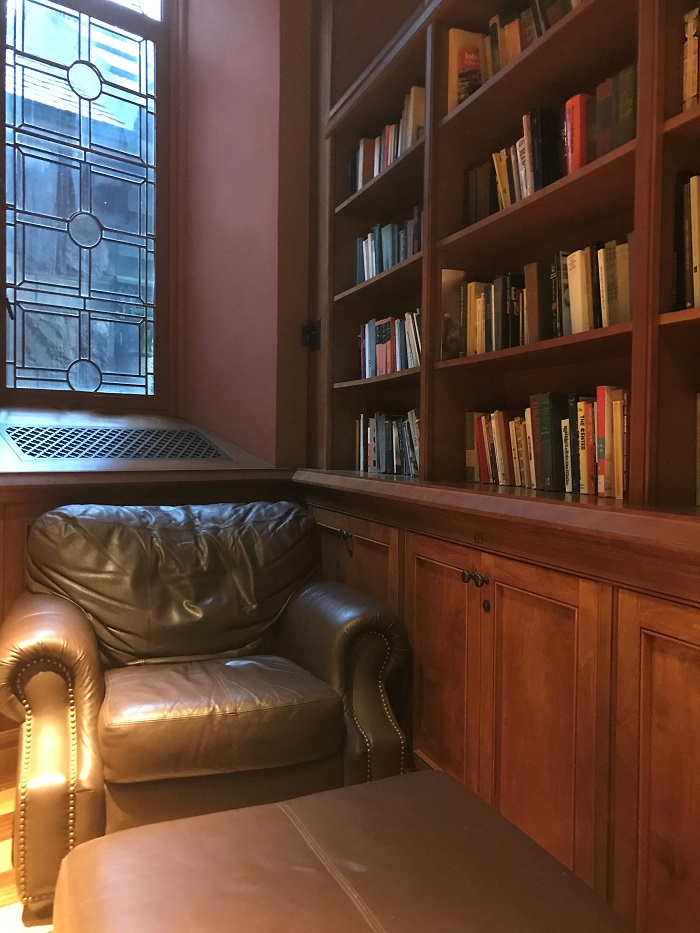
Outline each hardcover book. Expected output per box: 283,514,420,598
530,392,569,491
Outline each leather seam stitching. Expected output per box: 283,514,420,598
276,800,387,933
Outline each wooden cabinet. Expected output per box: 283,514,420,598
309,506,401,612
404,533,481,790
481,553,611,891
613,590,700,933
404,531,612,889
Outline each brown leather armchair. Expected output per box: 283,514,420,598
0,501,408,923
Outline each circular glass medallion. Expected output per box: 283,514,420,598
68,212,103,248
67,359,102,393
68,61,102,101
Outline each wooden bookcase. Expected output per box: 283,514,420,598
317,0,700,516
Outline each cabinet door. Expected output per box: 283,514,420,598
480,553,611,891
309,507,400,612
614,590,700,933
404,533,482,791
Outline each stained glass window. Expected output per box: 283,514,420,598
5,0,158,395
107,0,161,20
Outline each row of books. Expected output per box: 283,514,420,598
356,409,420,476
464,67,636,224
465,386,629,498
354,207,423,285
348,86,425,195
563,65,637,170
440,237,632,359
447,1,580,111
359,310,422,378
673,173,700,311
683,8,700,112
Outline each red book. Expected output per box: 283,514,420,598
583,400,597,494
565,93,591,173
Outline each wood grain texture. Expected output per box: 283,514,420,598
481,556,609,887
294,471,700,607
404,533,481,791
614,590,700,932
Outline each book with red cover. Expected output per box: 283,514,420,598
564,93,591,173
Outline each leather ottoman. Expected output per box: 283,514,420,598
52,771,629,933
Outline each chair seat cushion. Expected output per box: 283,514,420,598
98,656,344,783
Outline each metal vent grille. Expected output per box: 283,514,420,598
2,426,230,461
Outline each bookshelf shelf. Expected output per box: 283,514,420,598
663,105,700,142
334,251,423,306
335,139,424,217
659,307,700,327
434,321,632,373
334,367,421,390
438,141,636,274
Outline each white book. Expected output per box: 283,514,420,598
562,418,572,493
598,247,609,327
567,248,592,333
515,136,529,198
491,412,507,485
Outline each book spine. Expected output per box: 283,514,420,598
509,418,522,486
530,394,545,489
465,412,479,482
562,418,572,492
568,394,580,494
525,406,537,488
474,415,490,483
577,400,589,493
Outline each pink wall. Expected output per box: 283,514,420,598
178,0,309,466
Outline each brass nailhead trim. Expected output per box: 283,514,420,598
14,658,78,903
348,630,406,781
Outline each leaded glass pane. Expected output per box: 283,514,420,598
106,0,161,21
6,0,157,395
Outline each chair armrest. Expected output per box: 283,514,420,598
278,580,410,784
0,593,106,913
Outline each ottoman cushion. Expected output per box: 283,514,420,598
53,771,629,933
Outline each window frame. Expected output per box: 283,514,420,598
0,0,177,412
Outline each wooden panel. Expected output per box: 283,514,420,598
482,555,609,889
404,533,480,791
615,590,700,932
352,535,393,608
295,472,700,607
494,586,577,868
3,501,56,618
310,506,355,588
309,506,400,612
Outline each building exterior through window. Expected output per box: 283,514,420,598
5,0,163,396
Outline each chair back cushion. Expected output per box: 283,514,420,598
26,501,320,667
